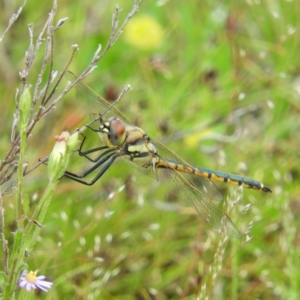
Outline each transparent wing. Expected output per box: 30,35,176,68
151,141,241,237
153,140,223,201
159,168,241,237
66,71,132,124
117,152,241,237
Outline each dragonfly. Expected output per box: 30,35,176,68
64,72,272,238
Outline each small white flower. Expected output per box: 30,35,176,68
19,270,53,292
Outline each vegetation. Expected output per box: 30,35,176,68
0,0,299,299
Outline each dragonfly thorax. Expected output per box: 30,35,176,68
99,117,158,168
124,126,158,168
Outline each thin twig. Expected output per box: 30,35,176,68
0,0,143,196
71,0,143,84
93,0,143,63
0,0,28,42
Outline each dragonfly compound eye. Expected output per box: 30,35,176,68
108,117,126,146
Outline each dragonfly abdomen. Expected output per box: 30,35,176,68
158,159,272,193
195,167,271,192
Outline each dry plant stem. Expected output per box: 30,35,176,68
0,0,143,196
38,22,56,107
0,46,78,195
0,0,28,42
0,2,69,192
0,3,57,182
70,0,143,84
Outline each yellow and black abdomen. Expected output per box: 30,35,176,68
156,159,272,193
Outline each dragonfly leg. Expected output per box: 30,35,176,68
64,151,118,178
76,132,111,162
79,147,117,163
63,153,119,185
84,124,103,133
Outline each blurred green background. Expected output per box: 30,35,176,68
0,0,299,299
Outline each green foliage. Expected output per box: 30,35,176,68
0,0,299,299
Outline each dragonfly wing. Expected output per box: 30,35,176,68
184,172,223,202
166,169,242,237
149,140,241,237
152,140,223,201
120,155,158,179
66,71,132,124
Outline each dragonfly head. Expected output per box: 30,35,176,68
100,117,126,147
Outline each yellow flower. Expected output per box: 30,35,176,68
124,15,164,50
